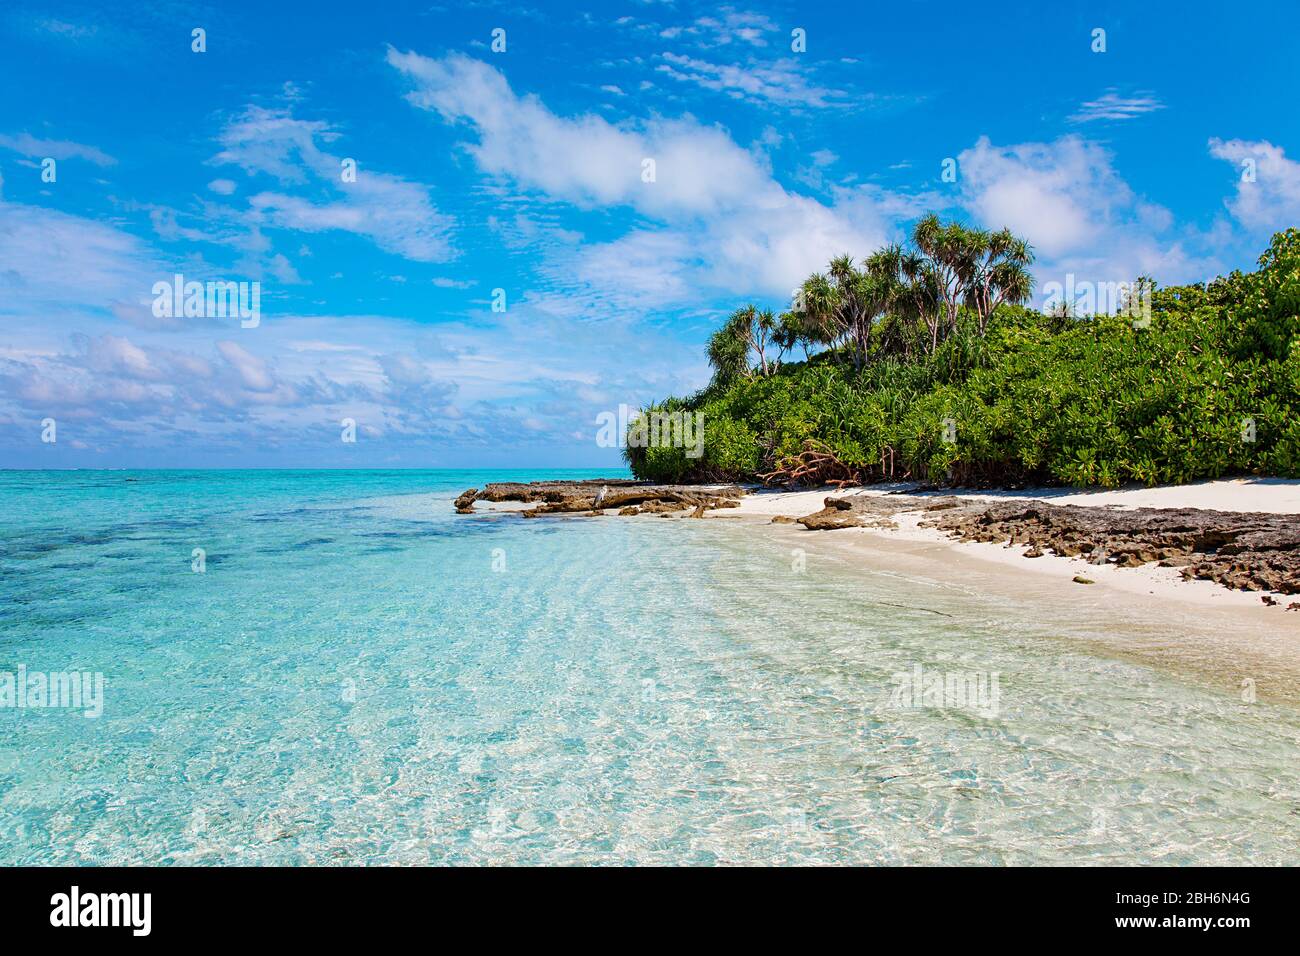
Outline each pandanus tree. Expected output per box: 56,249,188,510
772,312,801,364
911,213,974,350
707,312,752,388
859,246,912,357
828,255,875,369
797,272,847,357
886,246,944,356
797,255,897,369
707,214,1034,383
706,304,778,387
962,228,1035,335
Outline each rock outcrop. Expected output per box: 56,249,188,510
454,480,746,518
921,501,1300,594
797,494,964,531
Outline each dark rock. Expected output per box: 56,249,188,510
797,495,915,531
923,500,1300,595
1073,575,1095,584
455,480,745,519
922,497,963,511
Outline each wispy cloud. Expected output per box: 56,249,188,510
1069,90,1164,123
211,105,455,262
658,8,778,48
656,52,851,110
32,18,99,41
0,132,116,165
388,49,893,302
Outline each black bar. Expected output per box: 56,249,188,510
0,866,1280,942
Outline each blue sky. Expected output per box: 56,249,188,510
1,0,1297,468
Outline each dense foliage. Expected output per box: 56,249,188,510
627,227,1300,488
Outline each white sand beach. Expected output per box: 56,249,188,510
734,476,1300,518
726,478,1300,696
733,478,1300,611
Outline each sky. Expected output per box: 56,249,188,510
1,0,1298,468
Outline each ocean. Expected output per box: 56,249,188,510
1,469,1297,864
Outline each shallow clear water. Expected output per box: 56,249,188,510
1,470,1298,865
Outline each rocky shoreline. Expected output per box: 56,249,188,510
453,480,1300,601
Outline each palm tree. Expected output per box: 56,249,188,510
706,305,779,386
827,255,871,368
911,213,973,348
707,311,752,388
752,307,777,375
861,246,911,355
962,228,1035,335
775,310,812,362
800,255,893,370
798,272,847,359
891,245,944,355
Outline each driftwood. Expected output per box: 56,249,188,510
758,439,862,489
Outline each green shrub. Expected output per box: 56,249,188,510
629,230,1300,488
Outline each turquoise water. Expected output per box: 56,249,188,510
2,469,1299,865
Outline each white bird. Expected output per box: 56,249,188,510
593,485,609,507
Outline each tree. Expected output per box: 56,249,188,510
773,312,799,364
911,213,972,348
706,305,778,386
892,247,944,355
962,228,1035,335
861,245,912,357
752,308,777,375
798,272,848,359
707,312,752,388
798,255,894,369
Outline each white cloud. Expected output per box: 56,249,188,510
1069,91,1164,123
84,333,160,379
207,178,237,195
387,50,891,299
0,132,116,165
957,135,1219,292
656,52,849,109
0,196,161,324
958,136,1117,256
676,9,777,47
213,105,454,262
34,18,97,41
216,340,275,391
1208,138,1300,232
